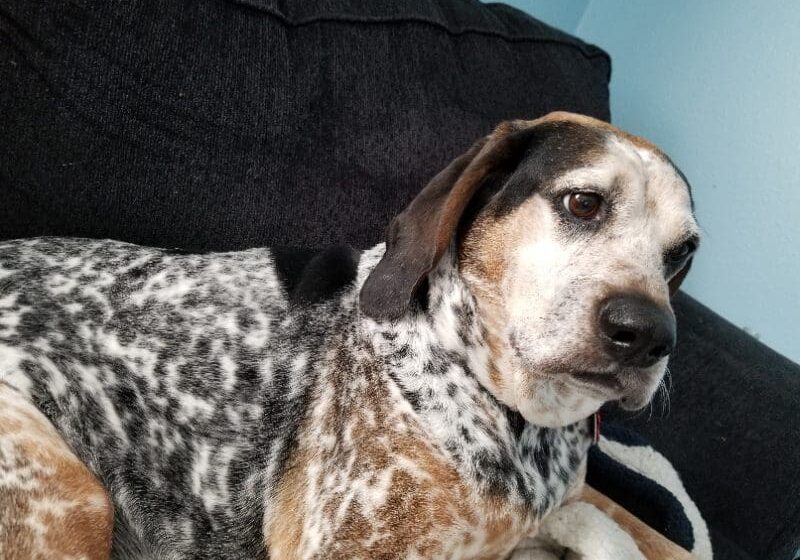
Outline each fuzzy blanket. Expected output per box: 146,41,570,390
512,424,712,560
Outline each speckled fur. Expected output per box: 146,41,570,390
0,113,697,559
0,239,589,559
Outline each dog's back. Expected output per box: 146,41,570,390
0,237,357,558
0,237,589,560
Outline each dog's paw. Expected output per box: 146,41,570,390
538,502,646,560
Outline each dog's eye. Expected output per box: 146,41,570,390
564,192,603,220
665,239,697,264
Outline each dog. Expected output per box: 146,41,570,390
0,112,698,559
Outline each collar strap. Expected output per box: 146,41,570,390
593,412,602,444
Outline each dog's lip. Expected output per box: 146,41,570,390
569,371,622,395
509,333,625,397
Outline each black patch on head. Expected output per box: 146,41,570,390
455,120,609,249
272,246,360,306
490,121,608,217
456,170,515,242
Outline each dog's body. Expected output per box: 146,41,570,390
0,238,588,559
0,113,698,559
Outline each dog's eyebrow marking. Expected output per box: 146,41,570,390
488,121,609,217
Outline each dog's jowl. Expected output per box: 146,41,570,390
0,112,698,559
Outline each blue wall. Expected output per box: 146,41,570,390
498,0,589,34
498,1,800,364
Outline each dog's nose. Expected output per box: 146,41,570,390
597,295,676,367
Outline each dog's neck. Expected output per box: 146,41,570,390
365,244,495,395
360,244,592,513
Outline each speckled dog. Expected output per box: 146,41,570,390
0,112,698,560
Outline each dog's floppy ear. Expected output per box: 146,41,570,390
668,257,692,296
360,121,531,321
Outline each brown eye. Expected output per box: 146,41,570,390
564,192,603,219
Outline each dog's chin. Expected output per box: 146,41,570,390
514,376,606,428
513,361,667,427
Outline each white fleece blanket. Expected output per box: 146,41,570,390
510,426,712,560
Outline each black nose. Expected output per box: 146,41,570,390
597,295,676,367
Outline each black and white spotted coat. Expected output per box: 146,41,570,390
0,237,591,559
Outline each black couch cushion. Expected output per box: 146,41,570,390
0,0,609,250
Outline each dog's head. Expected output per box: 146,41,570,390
361,112,699,427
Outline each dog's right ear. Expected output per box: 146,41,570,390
360,121,533,321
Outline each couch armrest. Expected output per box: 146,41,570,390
608,292,800,560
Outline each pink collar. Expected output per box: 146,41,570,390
593,412,602,444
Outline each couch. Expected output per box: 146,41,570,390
1,1,798,558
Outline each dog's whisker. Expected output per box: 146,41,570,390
657,380,671,418
664,366,674,394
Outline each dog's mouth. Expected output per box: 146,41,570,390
571,371,621,389
509,333,663,408
571,367,665,411
568,365,664,409
569,371,623,398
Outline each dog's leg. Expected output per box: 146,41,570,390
0,384,114,560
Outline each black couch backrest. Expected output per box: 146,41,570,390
1,0,609,250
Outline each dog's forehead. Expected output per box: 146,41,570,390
604,136,698,243
515,113,693,213
486,113,698,247
528,113,678,181
531,112,667,156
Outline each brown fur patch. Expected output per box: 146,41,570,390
266,346,533,559
267,448,308,559
458,203,523,401
361,119,537,321
0,386,113,560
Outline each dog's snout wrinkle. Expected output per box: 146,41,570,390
597,295,676,368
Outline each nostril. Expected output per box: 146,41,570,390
610,329,637,346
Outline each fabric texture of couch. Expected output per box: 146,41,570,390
1,1,798,558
